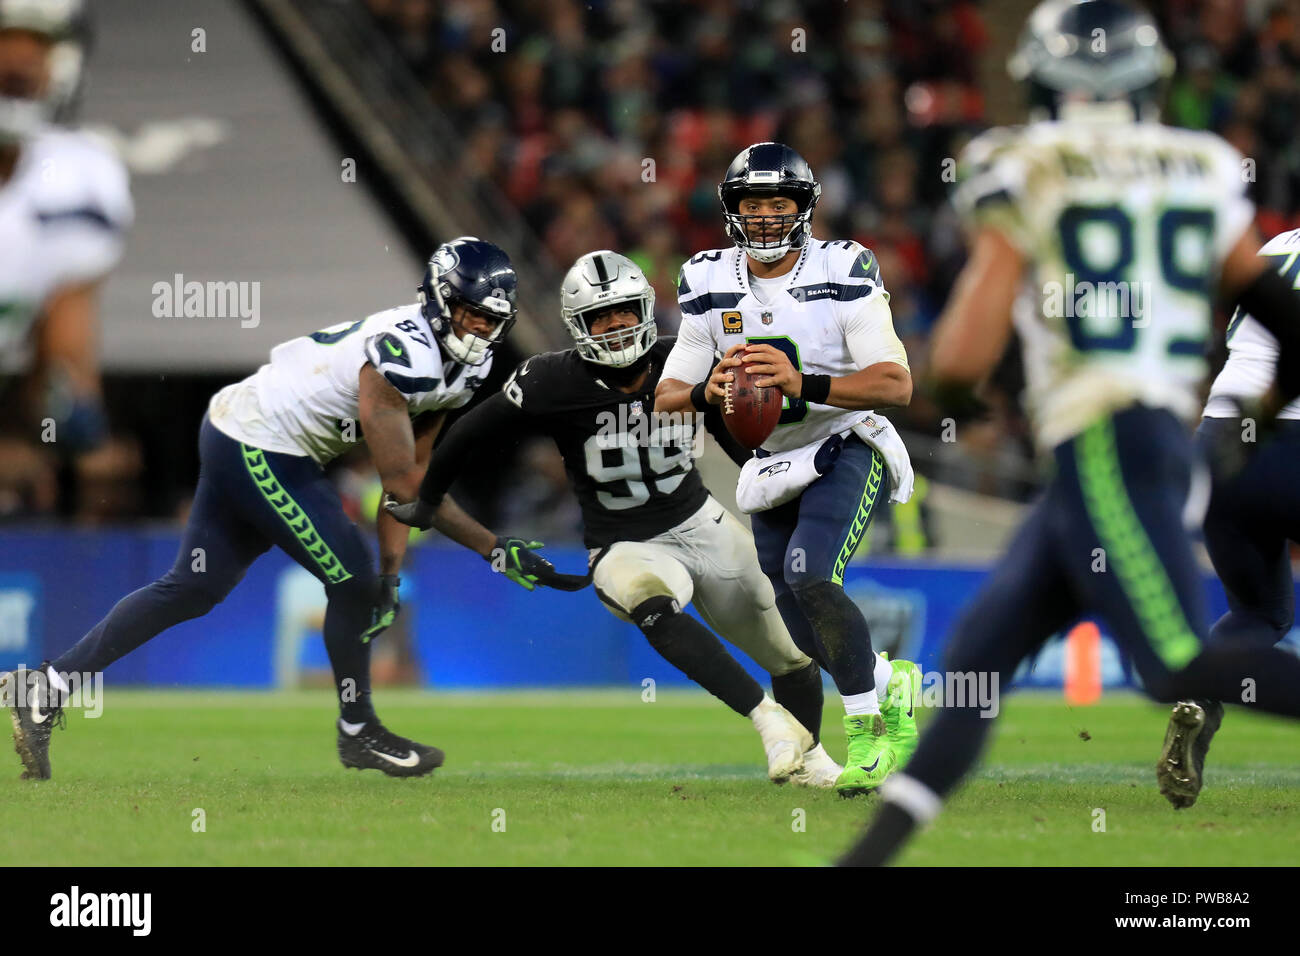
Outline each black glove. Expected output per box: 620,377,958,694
384,495,436,530
487,536,591,592
361,574,401,643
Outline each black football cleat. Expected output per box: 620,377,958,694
337,719,444,777
1156,699,1224,809
2,664,65,780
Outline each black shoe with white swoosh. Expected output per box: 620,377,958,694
337,719,444,777
2,664,65,780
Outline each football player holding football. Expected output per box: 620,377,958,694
841,0,1300,866
0,0,132,453
387,250,841,786
655,143,922,797
4,237,543,779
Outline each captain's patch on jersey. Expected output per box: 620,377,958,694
721,310,743,334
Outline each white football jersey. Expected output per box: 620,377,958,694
662,240,909,453
208,303,490,465
0,127,133,373
953,119,1255,450
1204,228,1300,420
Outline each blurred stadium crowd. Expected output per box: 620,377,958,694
7,0,1300,545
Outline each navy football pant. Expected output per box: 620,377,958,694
54,416,381,723
752,435,889,696
1197,416,1300,648
902,406,1300,800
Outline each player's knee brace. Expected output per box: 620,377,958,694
629,595,764,716
630,595,683,637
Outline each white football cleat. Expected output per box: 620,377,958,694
789,743,843,789
750,696,813,784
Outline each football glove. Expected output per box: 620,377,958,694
361,574,401,643
488,536,590,592
383,495,436,530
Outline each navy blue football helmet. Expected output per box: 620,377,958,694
718,142,821,264
1007,0,1174,121
418,237,518,366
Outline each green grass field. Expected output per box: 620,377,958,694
2,689,1296,866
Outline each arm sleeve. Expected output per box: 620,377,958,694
842,294,910,371
660,315,718,385
418,391,536,506
702,401,753,467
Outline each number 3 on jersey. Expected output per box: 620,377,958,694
746,335,808,425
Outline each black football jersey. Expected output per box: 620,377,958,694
500,337,711,548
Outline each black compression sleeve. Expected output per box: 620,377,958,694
417,391,534,506
1234,265,1300,348
702,402,753,467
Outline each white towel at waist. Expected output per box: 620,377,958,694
735,412,914,514
850,412,914,504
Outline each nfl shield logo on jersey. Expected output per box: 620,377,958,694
630,400,643,417
761,311,773,325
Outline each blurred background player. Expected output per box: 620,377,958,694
3,237,520,780
841,0,1300,866
0,0,131,475
1170,226,1300,808
656,142,921,796
387,250,838,786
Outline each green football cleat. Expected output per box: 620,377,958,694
882,659,922,770
835,712,896,798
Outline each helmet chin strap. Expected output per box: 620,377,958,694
587,347,652,385
745,243,791,264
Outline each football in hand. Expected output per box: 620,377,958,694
722,360,782,450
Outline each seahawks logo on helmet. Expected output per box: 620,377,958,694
417,237,518,367
430,243,461,276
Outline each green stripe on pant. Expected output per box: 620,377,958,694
240,444,353,584
1077,418,1198,670
832,447,885,586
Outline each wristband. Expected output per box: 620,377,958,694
801,373,832,406
690,381,710,411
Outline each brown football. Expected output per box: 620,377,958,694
722,360,782,450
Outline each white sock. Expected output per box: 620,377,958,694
747,695,775,722
842,690,879,716
874,653,893,698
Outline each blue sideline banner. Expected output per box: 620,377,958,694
0,528,1286,689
